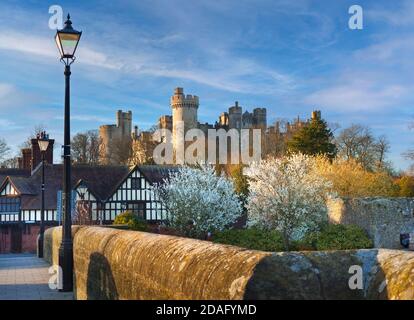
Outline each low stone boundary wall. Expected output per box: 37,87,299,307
328,197,414,249
43,226,414,300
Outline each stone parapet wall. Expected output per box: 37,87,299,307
43,226,83,266
327,198,414,249
43,226,414,300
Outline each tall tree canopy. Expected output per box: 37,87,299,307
71,130,101,165
336,124,391,172
287,116,337,159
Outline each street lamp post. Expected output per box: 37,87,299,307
55,14,82,292
37,132,50,258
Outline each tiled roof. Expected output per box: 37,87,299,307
138,165,179,184
2,164,178,210
21,164,130,210
0,168,30,186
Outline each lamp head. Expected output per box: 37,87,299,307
55,14,82,61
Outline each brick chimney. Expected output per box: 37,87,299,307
18,137,55,171
30,138,54,171
19,149,32,171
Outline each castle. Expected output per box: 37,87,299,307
99,87,320,164
158,88,267,155
99,110,135,164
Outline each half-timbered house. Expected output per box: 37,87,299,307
0,164,177,253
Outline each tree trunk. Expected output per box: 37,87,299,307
282,231,290,251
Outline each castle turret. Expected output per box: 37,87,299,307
228,101,242,130
218,112,229,127
242,111,253,128
253,108,267,129
116,110,132,138
311,110,322,121
171,87,199,153
159,115,173,131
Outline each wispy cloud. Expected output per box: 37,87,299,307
0,0,412,170
0,28,296,95
305,79,409,112
368,0,414,26
54,114,114,123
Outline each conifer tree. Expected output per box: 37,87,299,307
288,115,336,159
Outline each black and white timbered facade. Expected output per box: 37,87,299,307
73,165,172,223
0,164,176,226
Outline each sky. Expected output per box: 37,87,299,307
0,0,412,170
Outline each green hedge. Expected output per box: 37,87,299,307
302,224,373,251
212,228,285,252
213,224,373,252
113,211,149,232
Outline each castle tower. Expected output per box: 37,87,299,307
99,110,133,164
253,108,267,129
311,110,322,121
171,88,199,154
242,111,253,129
158,115,173,131
218,112,229,128
116,110,132,138
228,101,242,130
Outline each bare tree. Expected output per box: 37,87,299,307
375,135,390,168
105,137,132,165
1,157,19,168
20,125,47,149
336,124,390,171
404,121,414,173
328,122,341,134
0,138,10,164
129,137,157,166
72,130,101,165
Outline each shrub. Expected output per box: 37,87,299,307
315,157,399,197
113,211,148,232
303,224,373,251
212,224,373,252
395,175,414,197
153,165,242,239
246,154,331,250
213,228,286,252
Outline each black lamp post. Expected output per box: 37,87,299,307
55,14,82,292
37,132,50,258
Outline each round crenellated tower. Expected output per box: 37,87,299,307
171,87,199,153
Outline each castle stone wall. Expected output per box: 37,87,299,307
327,197,414,249
99,110,132,164
43,226,414,300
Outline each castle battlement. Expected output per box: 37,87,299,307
171,87,199,109
171,95,199,108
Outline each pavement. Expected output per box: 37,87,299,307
0,254,74,300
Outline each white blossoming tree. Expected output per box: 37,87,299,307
154,165,243,239
246,154,332,251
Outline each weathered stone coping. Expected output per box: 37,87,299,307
43,226,414,300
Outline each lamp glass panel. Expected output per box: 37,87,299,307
38,140,49,152
55,33,64,57
57,32,80,57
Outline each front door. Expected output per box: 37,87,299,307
10,224,22,253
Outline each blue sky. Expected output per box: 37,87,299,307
0,0,412,170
